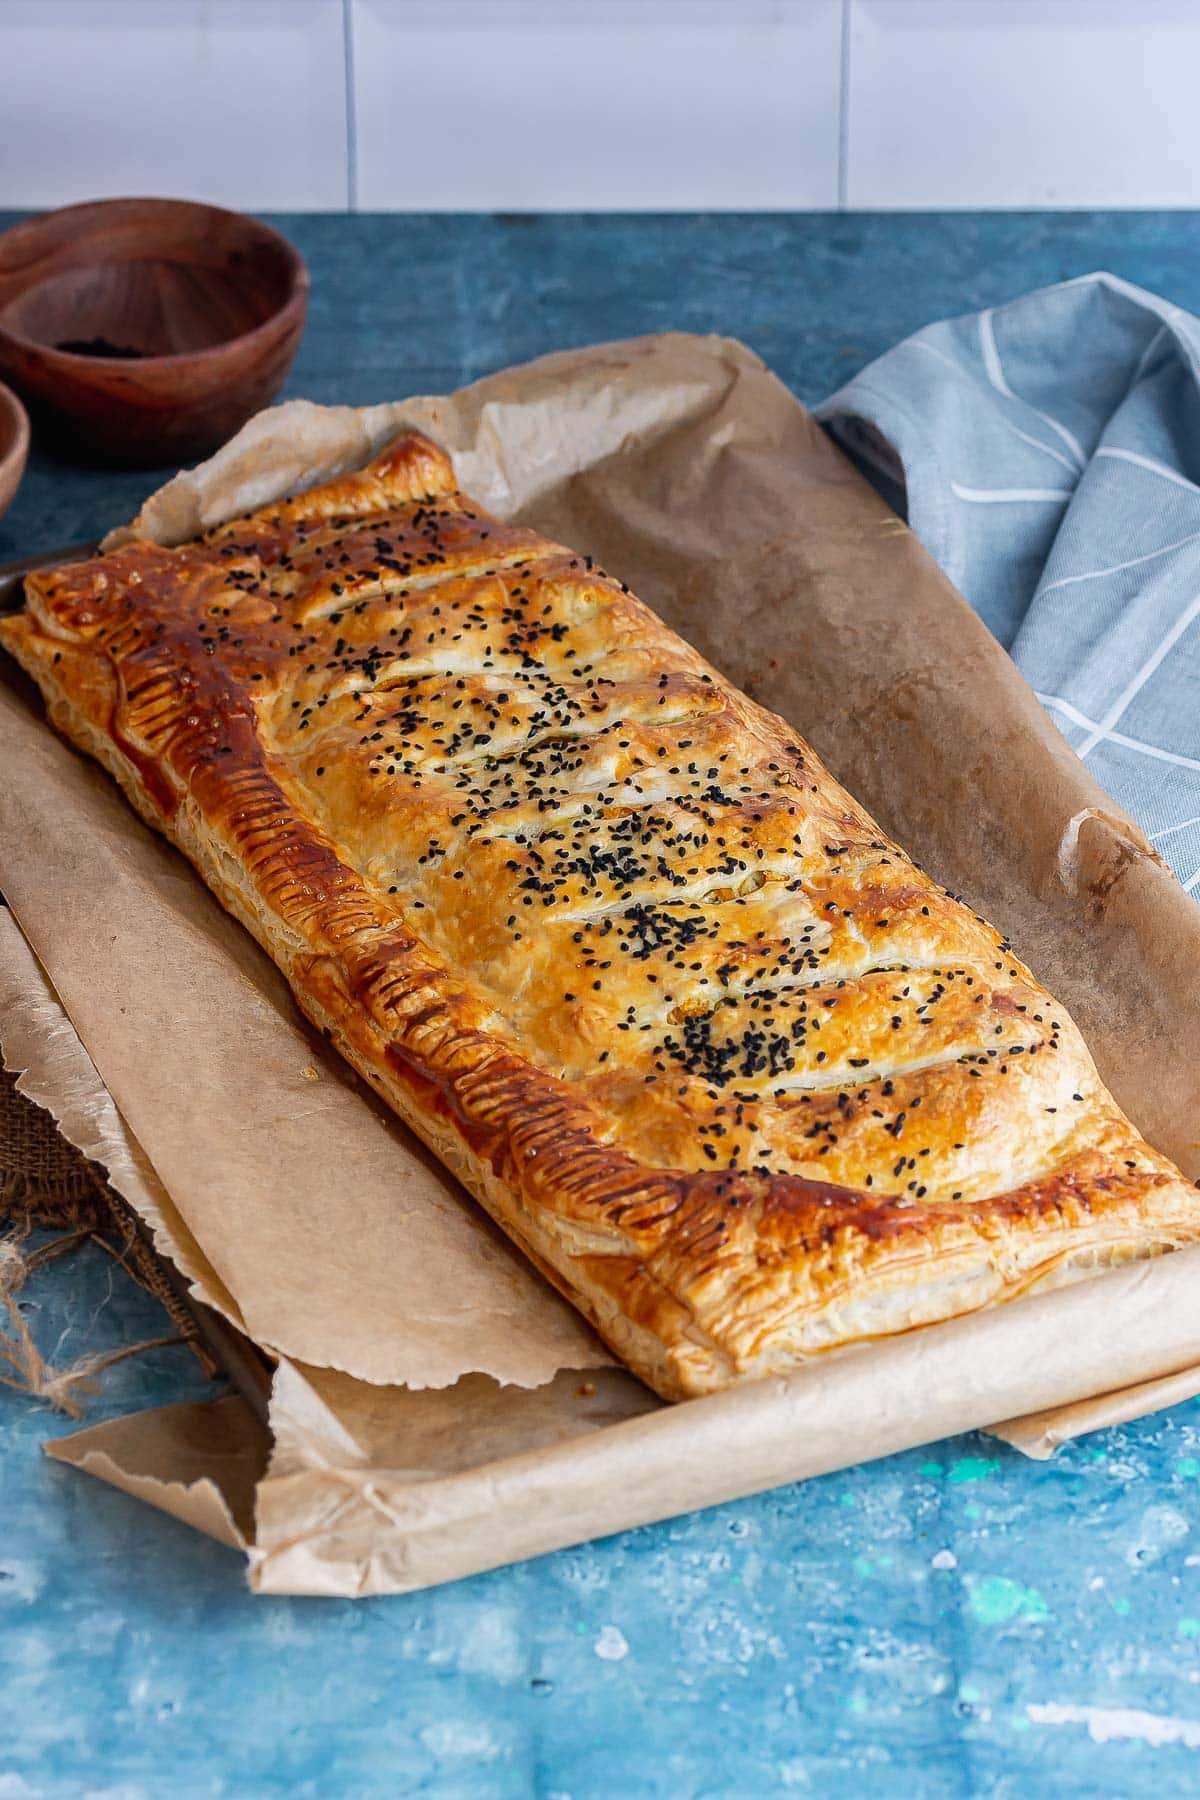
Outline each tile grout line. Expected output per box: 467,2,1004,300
342,0,359,212
837,0,851,210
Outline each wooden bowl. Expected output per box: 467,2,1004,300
0,379,30,518
0,198,309,467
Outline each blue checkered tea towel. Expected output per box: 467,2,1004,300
817,271,1200,897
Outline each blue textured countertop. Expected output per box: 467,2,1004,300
5,213,1200,1799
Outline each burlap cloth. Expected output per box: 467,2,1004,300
0,1060,216,1414
0,1063,113,1232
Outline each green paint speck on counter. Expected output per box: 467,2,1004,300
968,1577,1051,1626
948,1457,1002,1484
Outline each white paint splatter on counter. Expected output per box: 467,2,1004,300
594,1625,629,1661
1029,1702,1200,1747
418,1719,499,1759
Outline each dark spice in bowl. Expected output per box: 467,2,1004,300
0,198,309,466
55,337,147,359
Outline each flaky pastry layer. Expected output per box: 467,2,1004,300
4,431,1198,1398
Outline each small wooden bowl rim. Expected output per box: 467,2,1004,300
0,377,31,476
0,196,310,371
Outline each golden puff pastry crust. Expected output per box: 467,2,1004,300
4,430,1198,1399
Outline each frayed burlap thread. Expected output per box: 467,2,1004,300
0,1067,209,1413
0,1223,178,1417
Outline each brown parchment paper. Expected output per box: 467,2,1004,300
45,1395,264,1550
46,1250,1200,1594
5,331,1200,1595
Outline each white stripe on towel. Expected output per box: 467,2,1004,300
951,483,1072,504
1152,814,1200,843
1037,693,1200,773
1039,530,1200,595
978,309,1086,468
1095,447,1200,493
912,340,1080,475
1076,593,1200,757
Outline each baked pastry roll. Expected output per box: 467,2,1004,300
4,431,1197,1399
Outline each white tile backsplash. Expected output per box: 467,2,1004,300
847,0,1200,208
1,0,1199,213
351,0,842,211
0,0,349,211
